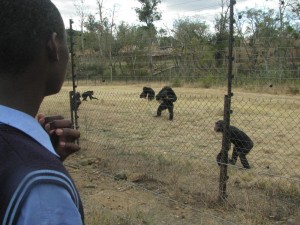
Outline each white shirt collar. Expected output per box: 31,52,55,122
0,105,59,157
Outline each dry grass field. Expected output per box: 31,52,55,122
40,84,300,225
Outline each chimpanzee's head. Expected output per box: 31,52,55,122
140,87,155,100
214,120,224,132
140,87,148,99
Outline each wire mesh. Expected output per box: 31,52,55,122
39,0,300,223
40,85,300,224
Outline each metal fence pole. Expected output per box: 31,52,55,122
218,0,235,202
69,19,80,144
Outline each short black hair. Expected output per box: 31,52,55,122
0,0,65,74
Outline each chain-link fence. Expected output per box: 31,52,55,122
39,1,300,224
40,85,300,224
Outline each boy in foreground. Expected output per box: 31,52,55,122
0,0,84,224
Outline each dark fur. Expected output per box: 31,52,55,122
155,86,177,120
215,120,254,169
140,87,155,101
71,92,81,111
82,91,98,101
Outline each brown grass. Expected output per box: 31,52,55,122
40,84,300,225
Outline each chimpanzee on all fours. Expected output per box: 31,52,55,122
82,91,98,101
214,120,254,169
140,87,155,101
155,86,177,121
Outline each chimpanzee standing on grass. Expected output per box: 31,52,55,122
155,86,177,121
82,90,98,101
214,120,254,169
140,87,155,101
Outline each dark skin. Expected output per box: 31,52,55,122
0,33,69,117
37,114,80,161
0,32,68,116
0,2,84,223
0,25,76,160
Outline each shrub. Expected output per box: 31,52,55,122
171,76,183,87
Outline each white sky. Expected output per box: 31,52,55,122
51,0,278,31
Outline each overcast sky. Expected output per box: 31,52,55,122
52,0,278,31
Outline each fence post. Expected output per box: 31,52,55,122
218,0,235,202
69,19,80,144
218,95,231,202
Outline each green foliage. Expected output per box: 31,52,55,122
173,18,210,46
158,36,174,48
82,32,100,51
67,5,299,88
84,14,100,33
171,76,183,87
135,0,161,28
199,74,215,89
76,63,104,80
117,22,145,47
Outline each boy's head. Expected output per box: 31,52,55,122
0,0,69,96
214,120,224,132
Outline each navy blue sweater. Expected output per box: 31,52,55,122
0,124,84,225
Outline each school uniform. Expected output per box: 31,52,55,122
0,105,84,225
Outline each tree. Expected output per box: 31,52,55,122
213,0,230,68
115,22,147,80
135,0,162,77
157,28,174,47
290,0,300,18
85,14,100,33
235,8,280,70
135,0,162,30
107,5,117,82
172,18,213,79
235,4,300,79
74,0,88,52
95,0,106,57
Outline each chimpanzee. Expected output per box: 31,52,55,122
71,92,81,111
155,86,177,120
82,91,98,101
214,120,254,169
140,87,155,101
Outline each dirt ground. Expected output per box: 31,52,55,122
66,153,237,225
66,150,300,225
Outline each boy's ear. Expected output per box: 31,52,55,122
47,32,59,61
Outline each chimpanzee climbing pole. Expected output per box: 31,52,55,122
69,19,80,142
218,0,235,202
